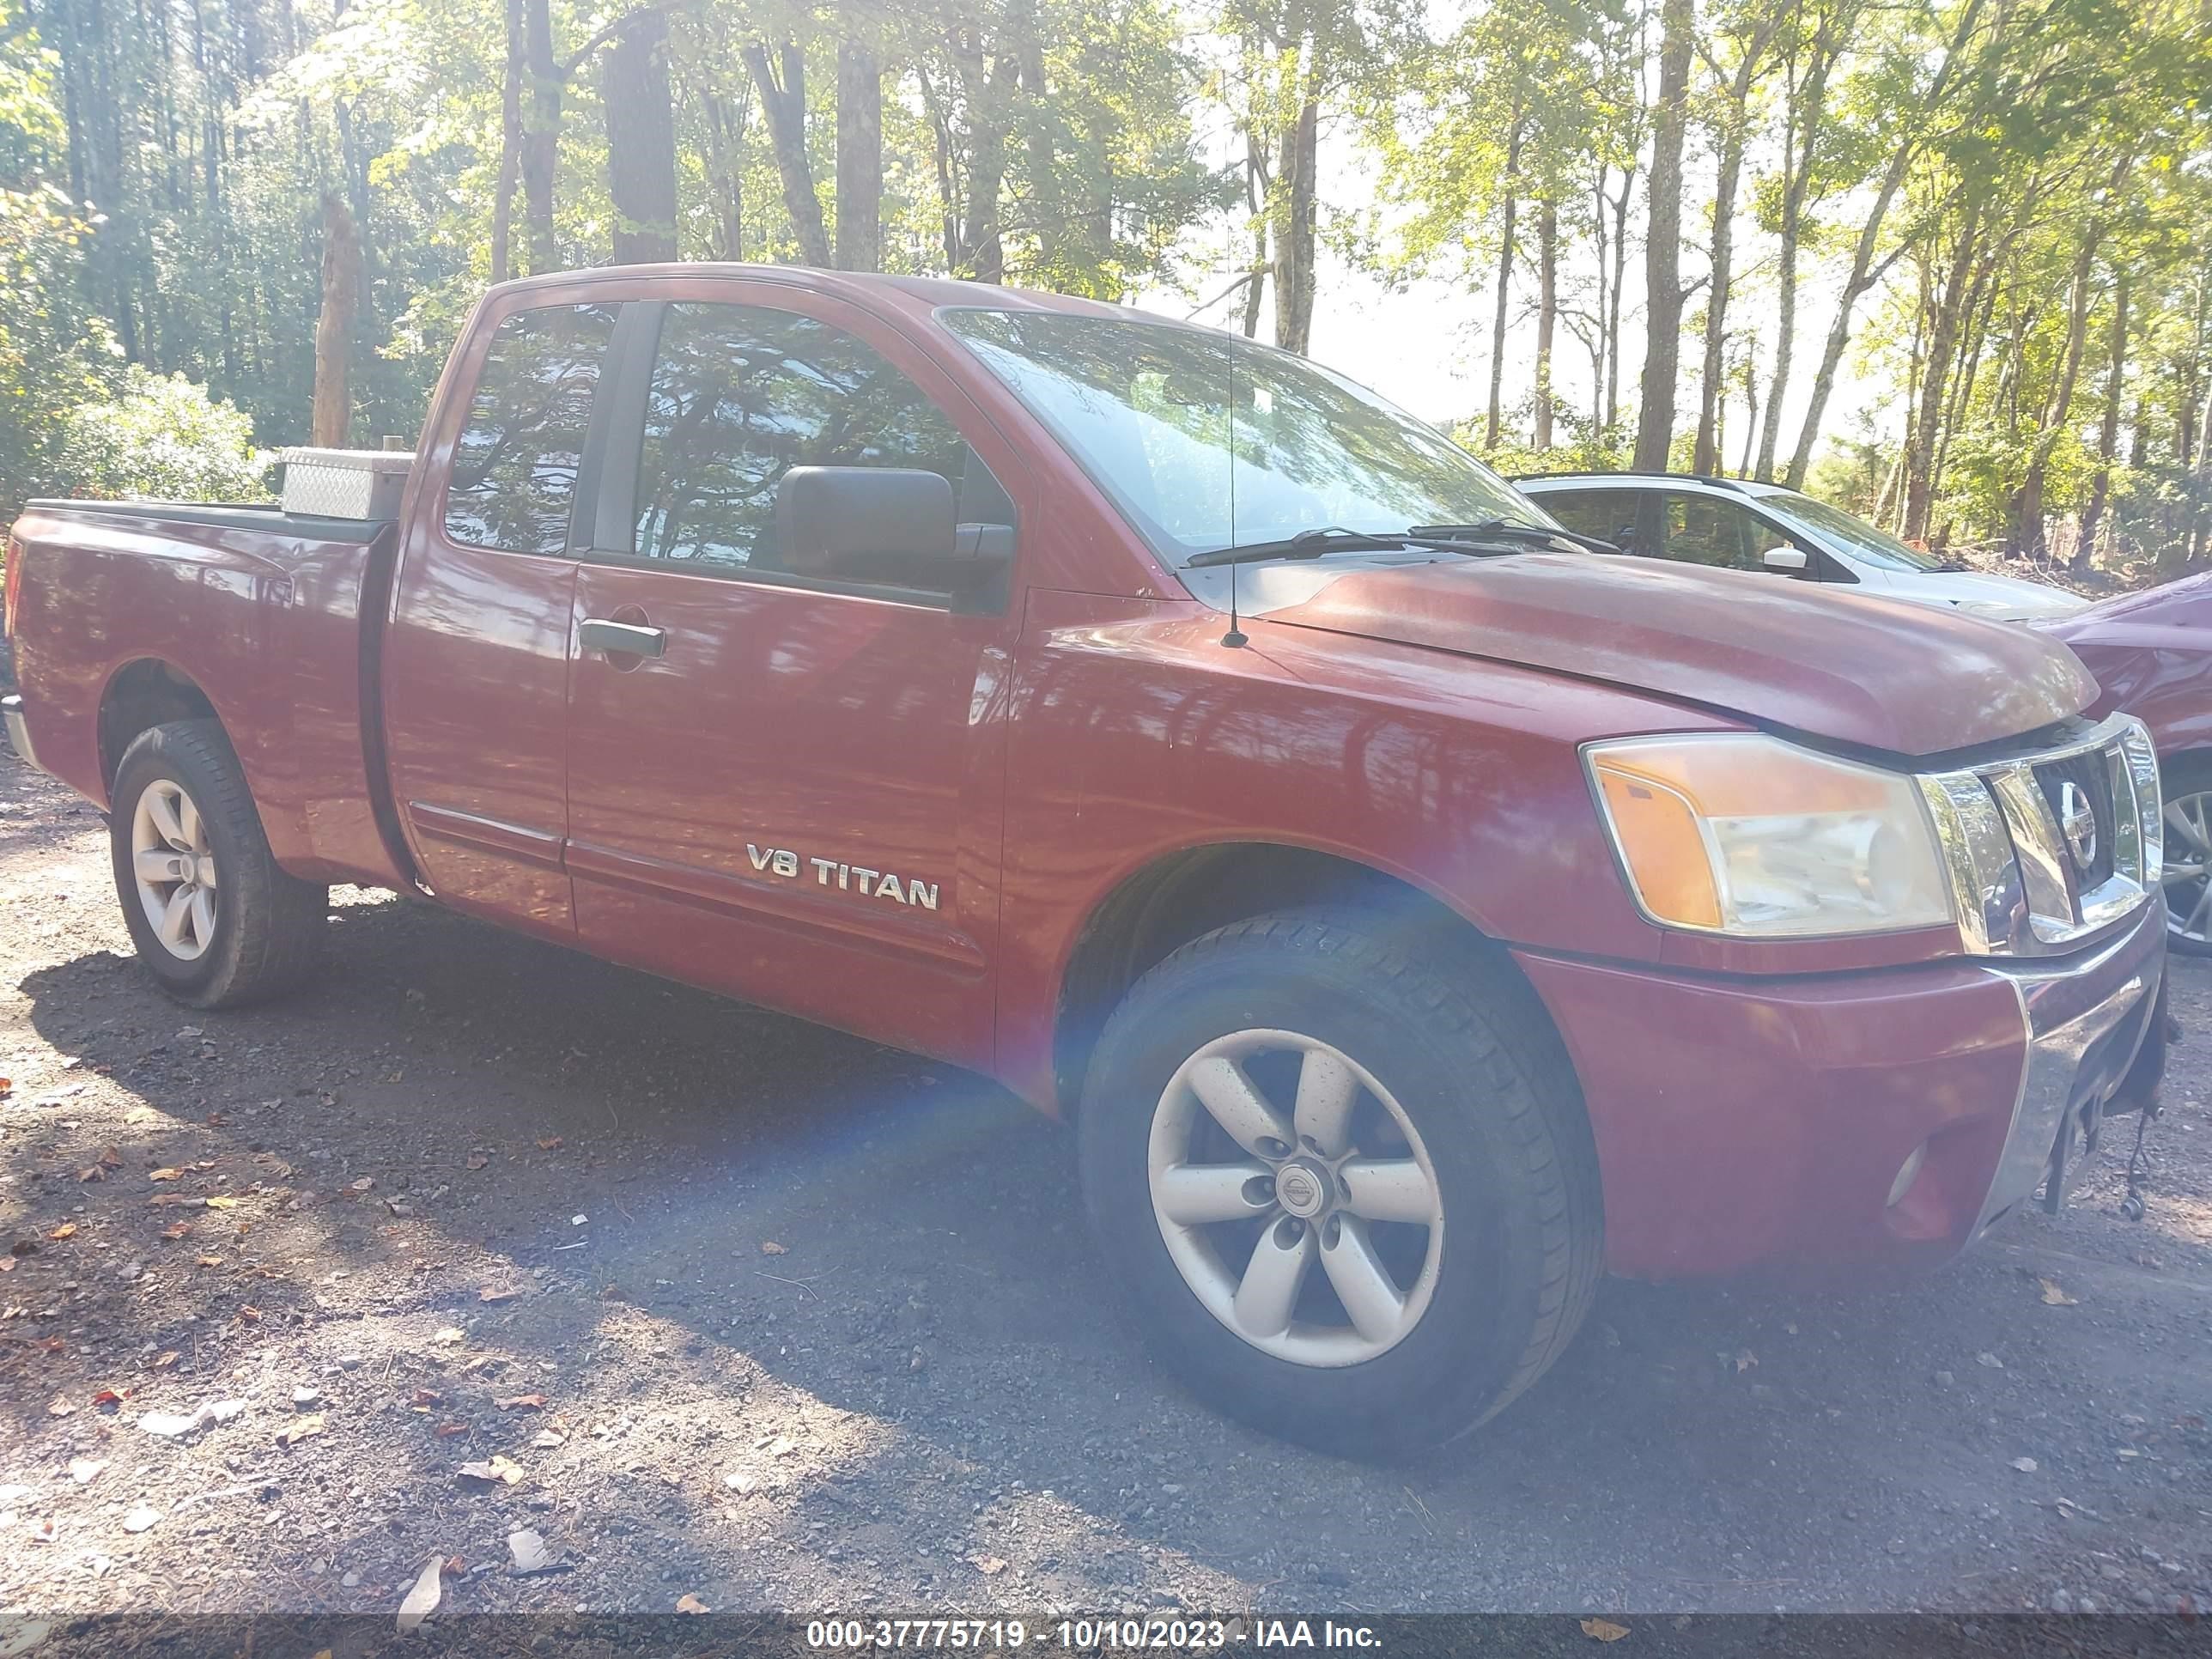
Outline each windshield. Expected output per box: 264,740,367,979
1753,490,1948,573
941,308,1553,564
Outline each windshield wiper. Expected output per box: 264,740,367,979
1408,519,1620,556
1184,526,1419,568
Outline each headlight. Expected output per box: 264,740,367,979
1584,733,1954,938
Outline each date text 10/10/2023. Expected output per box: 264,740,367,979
803,1620,1385,1650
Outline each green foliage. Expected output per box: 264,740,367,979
53,368,271,505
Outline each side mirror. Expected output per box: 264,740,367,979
777,466,957,574
1760,545,1810,573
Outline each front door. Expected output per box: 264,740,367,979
384,298,617,939
560,293,1023,1069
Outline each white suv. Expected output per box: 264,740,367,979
1515,472,2087,623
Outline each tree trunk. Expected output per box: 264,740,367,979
1242,141,1269,339
1754,31,1834,483
311,191,359,447
1534,198,1558,451
836,27,883,271
520,0,560,274
699,86,748,259
744,41,833,268
1693,31,1774,476
2075,268,2130,574
2008,230,2100,558
1484,113,1522,449
1903,205,1982,544
1632,0,1693,473
490,0,523,283
1273,56,1321,356
1737,354,1759,477
1607,166,1631,431
604,9,678,264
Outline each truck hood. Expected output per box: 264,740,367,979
1264,552,2097,757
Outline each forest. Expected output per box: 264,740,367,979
0,0,2207,576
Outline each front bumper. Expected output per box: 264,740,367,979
2,693,41,774
1516,896,2165,1280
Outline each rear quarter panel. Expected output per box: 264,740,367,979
9,506,409,888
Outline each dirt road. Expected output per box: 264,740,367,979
1,735,2208,1626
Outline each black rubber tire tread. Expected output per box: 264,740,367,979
108,720,327,1007
1077,908,1603,1458
2162,751,2212,957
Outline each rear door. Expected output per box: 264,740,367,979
1534,487,1653,555
558,290,1024,1069
382,299,616,939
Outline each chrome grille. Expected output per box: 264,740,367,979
1917,713,2163,957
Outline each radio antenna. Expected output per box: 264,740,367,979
1221,342,1247,648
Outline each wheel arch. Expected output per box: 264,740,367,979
98,659,221,793
1049,840,1548,1115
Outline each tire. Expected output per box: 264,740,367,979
2160,752,2212,957
1076,910,1603,1459
109,720,327,1007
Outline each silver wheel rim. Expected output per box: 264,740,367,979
2165,791,2212,945
131,778,218,962
1148,1029,1444,1368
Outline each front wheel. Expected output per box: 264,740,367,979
109,720,327,1007
2162,753,2212,956
1076,912,1602,1458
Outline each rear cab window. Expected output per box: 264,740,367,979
443,303,620,555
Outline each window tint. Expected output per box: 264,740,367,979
1537,489,1642,549
444,303,618,555
1655,491,1775,572
630,303,993,578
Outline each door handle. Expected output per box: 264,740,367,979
580,618,667,659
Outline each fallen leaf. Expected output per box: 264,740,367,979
0,1258,15,1273
2039,1279,2078,1306
458,1455,525,1486
531,1429,565,1449
675,1594,710,1615
466,1154,489,1171
152,1351,178,1370
507,1529,556,1574
48,1395,74,1417
237,1305,262,1322
100,1147,122,1169
68,1459,105,1484
434,1421,468,1437
121,1505,161,1534
477,1286,516,1304
386,1200,415,1218
1976,1352,2005,1370
535,1136,562,1151
1733,1349,1757,1373
196,1255,223,1268
970,1554,1008,1576
411,1389,445,1407
759,1240,788,1256
766,1435,796,1457
204,1195,240,1210
432,1327,465,1346
161,1223,191,1240
276,1413,326,1448
90,1388,123,1408
396,1553,443,1635
2010,1456,2039,1473
76,1166,104,1183
149,1168,182,1182
1580,1619,1630,1643
45,1224,76,1241
349,1177,375,1194
494,1393,547,1412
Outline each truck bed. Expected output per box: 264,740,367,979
6,498,414,890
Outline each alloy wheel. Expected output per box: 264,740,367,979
1146,1028,1444,1368
2166,791,2212,946
131,777,219,961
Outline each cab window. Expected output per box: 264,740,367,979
1535,489,1644,551
627,302,1010,591
444,303,619,556
1653,490,1785,574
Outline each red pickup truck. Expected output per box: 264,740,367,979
1,266,2171,1455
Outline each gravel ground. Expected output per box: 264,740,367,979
0,732,2208,1632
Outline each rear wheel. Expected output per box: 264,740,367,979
109,720,326,1006
1077,911,1602,1458
2163,753,2212,957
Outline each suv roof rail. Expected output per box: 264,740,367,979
1510,470,1750,493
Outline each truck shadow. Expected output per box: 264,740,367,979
11,892,2179,1613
